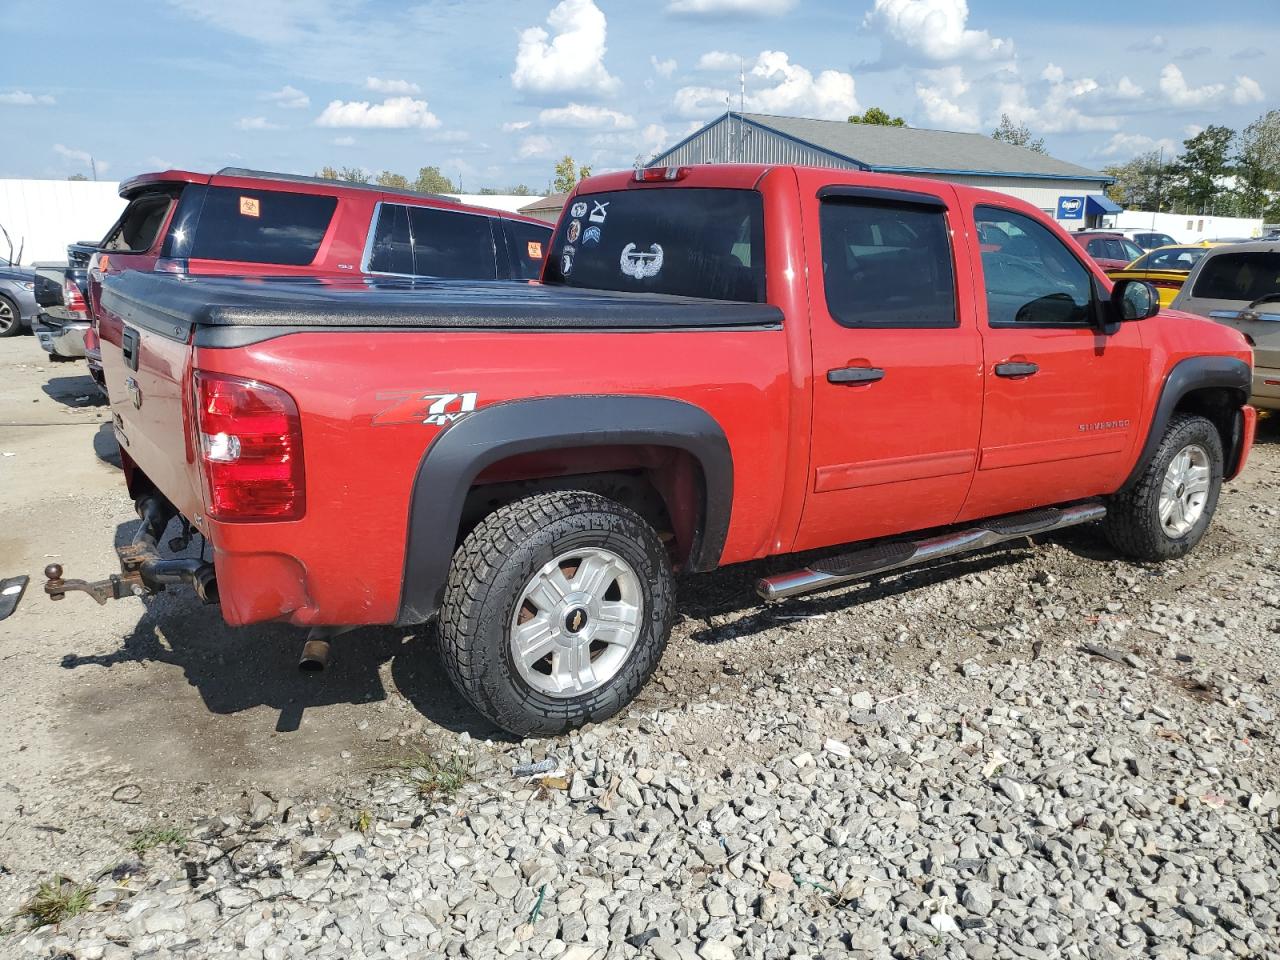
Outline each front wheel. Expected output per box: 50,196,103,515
0,295,22,337
1104,413,1223,561
439,491,674,736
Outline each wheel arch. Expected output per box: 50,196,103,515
396,395,732,625
1123,355,1251,489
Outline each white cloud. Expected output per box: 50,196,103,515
332,135,356,146
995,67,1123,135
651,56,677,78
1184,123,1204,137
512,0,619,97
1098,132,1177,159
53,145,107,172
1,90,56,106
697,50,741,71
864,0,1013,63
539,103,635,129
236,116,281,130
503,120,532,132
1115,76,1144,100
365,76,421,95
1232,75,1264,104
263,84,309,109
315,96,440,129
674,50,858,121
1158,64,1224,107
914,66,979,131
667,0,794,14
1041,63,1064,85
517,135,554,159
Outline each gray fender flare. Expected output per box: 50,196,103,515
396,395,733,625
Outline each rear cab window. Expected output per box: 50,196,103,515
1192,251,1280,301
543,188,765,302
162,185,337,265
365,203,500,279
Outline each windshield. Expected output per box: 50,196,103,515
543,187,765,302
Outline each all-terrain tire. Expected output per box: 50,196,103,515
439,490,674,736
1104,413,1223,561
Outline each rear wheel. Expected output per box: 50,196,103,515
439,490,674,736
0,295,21,337
1104,413,1223,561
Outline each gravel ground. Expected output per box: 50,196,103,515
1,334,1279,958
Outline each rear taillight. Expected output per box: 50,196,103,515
633,166,690,182
63,278,88,317
193,372,305,521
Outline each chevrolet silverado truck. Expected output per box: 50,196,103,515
45,164,1257,736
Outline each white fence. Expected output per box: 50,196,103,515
1115,210,1264,244
0,179,125,265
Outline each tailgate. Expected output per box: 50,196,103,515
98,278,204,523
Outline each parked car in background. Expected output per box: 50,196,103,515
0,257,37,337
32,260,92,360
1171,240,1280,410
79,167,554,392
1067,231,1145,271
1106,244,1212,307
49,163,1256,735
1118,229,1178,251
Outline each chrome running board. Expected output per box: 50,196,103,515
756,501,1107,601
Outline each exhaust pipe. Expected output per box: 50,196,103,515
299,638,330,671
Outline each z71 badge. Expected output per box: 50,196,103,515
373,391,479,426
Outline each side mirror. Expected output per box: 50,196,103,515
1111,279,1160,321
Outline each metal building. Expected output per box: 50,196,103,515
652,112,1120,228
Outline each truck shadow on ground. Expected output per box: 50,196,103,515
40,374,108,409
93,422,122,468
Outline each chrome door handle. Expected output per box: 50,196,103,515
827,366,886,385
994,361,1039,378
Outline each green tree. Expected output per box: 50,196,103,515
1103,150,1172,212
991,114,1046,155
317,166,340,180
848,106,906,127
413,166,457,193
552,156,592,194
375,170,411,190
1170,125,1235,215
338,166,371,184
1235,110,1280,218
66,173,89,182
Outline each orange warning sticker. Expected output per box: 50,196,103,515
239,196,261,217
527,241,543,259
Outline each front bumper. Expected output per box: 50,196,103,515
33,313,89,359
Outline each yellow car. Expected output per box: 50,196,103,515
1107,244,1217,307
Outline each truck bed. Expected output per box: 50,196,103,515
100,272,784,347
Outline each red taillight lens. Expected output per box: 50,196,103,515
633,166,689,182
63,278,88,317
193,372,305,521
83,327,98,352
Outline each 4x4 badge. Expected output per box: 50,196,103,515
373,391,478,426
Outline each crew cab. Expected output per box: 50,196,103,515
46,164,1256,736
80,167,552,389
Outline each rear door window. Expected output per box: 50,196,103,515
543,188,765,302
102,193,175,253
1192,251,1280,301
169,186,337,265
819,199,956,328
502,218,553,280
366,203,414,275
405,206,498,279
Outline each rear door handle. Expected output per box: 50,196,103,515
827,366,886,385
994,361,1039,378
121,327,140,372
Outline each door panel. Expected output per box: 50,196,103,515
793,184,984,553
960,205,1145,521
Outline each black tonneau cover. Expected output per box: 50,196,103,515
101,271,783,347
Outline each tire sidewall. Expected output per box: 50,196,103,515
0,295,21,337
1146,418,1223,557
458,501,673,733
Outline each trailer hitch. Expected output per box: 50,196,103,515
44,496,218,606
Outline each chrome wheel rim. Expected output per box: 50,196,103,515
510,547,643,699
0,299,14,333
1159,443,1211,537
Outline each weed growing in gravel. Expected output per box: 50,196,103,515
19,877,95,928
129,826,188,854
383,745,475,798
354,809,373,833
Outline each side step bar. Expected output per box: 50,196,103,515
756,501,1107,601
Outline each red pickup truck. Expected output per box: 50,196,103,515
47,164,1256,736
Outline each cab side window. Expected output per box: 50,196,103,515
976,207,1094,326
819,199,957,328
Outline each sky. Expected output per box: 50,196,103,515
2,0,1277,192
